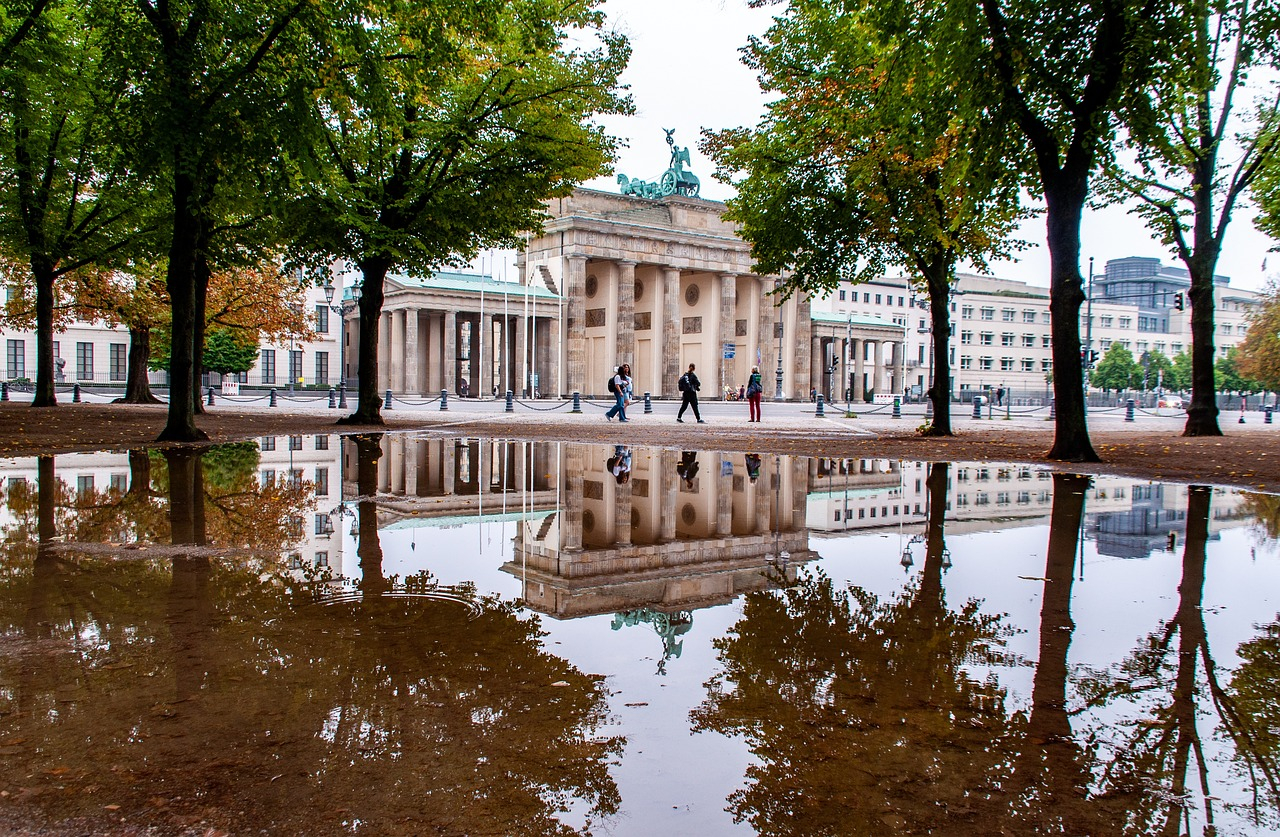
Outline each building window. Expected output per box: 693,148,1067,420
1042,335,1052,348
980,332,993,345
1001,357,1014,371
260,436,276,451
1172,343,1183,353
1042,312,1051,324
1119,317,1132,329
314,514,334,536
315,351,329,386
1022,358,1035,372
315,551,329,568
77,475,94,496
1101,316,1113,328
1041,359,1053,372
1101,338,1112,349
960,356,972,370
1002,308,1015,321
261,349,276,384
76,342,93,381
289,435,303,450
839,290,846,301
980,307,994,320
289,350,303,387
315,434,329,450
1022,334,1035,347
898,296,904,307
315,305,329,334
109,343,127,382
6,339,23,380
314,467,329,496
261,468,276,485
1002,333,1014,346
1023,310,1036,323
875,294,882,305
962,306,974,319
979,357,993,370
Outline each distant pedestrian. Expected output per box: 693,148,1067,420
810,387,817,403
996,386,1005,406
745,453,762,482
746,365,763,422
676,451,700,489
608,445,632,485
738,384,745,401
676,363,705,423
605,364,632,422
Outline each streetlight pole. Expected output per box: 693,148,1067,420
323,278,362,390
846,313,852,412
774,279,784,400
1084,257,1095,403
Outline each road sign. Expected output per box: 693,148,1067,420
723,343,735,359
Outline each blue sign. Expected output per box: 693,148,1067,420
723,343,736,359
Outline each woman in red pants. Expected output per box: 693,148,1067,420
746,365,763,422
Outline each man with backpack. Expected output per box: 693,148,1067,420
676,363,706,423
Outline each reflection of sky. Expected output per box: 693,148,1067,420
349,493,1280,836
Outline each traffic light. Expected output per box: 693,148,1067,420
1090,350,1100,366
1174,292,1185,310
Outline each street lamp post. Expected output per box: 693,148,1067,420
846,313,853,412
323,279,362,390
774,278,784,400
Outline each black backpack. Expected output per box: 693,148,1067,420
678,373,689,393
607,375,617,394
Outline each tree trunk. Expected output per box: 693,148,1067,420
192,251,210,415
1044,183,1099,462
119,327,162,404
1183,269,1221,435
354,434,388,596
923,265,953,436
31,258,57,407
338,259,389,426
921,462,949,597
158,170,208,442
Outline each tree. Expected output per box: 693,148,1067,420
198,329,260,378
71,261,168,403
1215,345,1261,395
702,0,1026,437
977,0,1175,461
1103,0,1280,437
290,0,630,424
0,3,151,406
1170,349,1194,392
96,0,319,441
1141,349,1174,391
0,0,54,71
1091,343,1139,392
1237,281,1280,391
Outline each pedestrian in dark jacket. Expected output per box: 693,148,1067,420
746,366,764,422
676,363,705,423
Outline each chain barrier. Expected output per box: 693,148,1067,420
389,395,442,407
513,398,574,411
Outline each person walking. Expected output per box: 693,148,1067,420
676,451,700,489
746,365,764,422
605,364,631,422
676,363,706,423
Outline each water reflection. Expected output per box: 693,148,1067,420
0,435,1278,835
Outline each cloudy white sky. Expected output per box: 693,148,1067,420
575,0,1279,292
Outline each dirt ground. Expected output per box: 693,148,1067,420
0,402,1276,492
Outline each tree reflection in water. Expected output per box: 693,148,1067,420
692,463,1014,834
0,440,621,836
1083,485,1280,835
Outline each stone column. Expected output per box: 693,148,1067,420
614,475,632,547
512,316,527,399
564,444,584,551
377,312,391,393
389,436,405,494
565,255,587,395
616,260,636,368
811,336,824,398
854,339,865,402
662,267,681,396
659,451,677,542
443,440,455,494
716,456,733,536
476,313,491,397
377,436,390,493
869,340,882,395
443,310,457,395
405,438,419,496
794,293,813,401
404,309,419,394
719,273,737,397
390,309,405,392
547,315,562,397
757,279,776,398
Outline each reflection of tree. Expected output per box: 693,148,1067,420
692,462,1011,834
0,440,621,835
1085,485,1280,835
1241,490,1280,551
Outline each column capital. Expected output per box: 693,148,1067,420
617,259,637,267
566,253,588,264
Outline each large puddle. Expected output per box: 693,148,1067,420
1,435,1278,835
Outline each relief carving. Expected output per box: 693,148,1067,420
635,311,652,331
586,308,607,328
682,316,702,334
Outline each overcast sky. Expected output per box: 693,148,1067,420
573,0,1279,293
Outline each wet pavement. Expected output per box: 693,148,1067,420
0,433,1278,835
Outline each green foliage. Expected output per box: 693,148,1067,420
200,442,260,492
289,0,631,276
1091,343,1139,391
1216,346,1262,394
200,329,260,376
702,0,1027,298
1169,350,1193,391
1139,350,1174,391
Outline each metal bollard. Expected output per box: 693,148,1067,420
572,391,582,413
1241,402,1247,424
1125,398,1136,422
505,390,514,412
1267,405,1273,425
924,397,933,419
384,389,392,410
1049,399,1055,419
73,384,82,403
440,389,448,411
205,386,213,406
644,391,653,414
1,381,8,402
338,382,348,409
269,388,277,407
816,394,825,417
328,387,336,408
972,398,982,419
892,396,901,419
